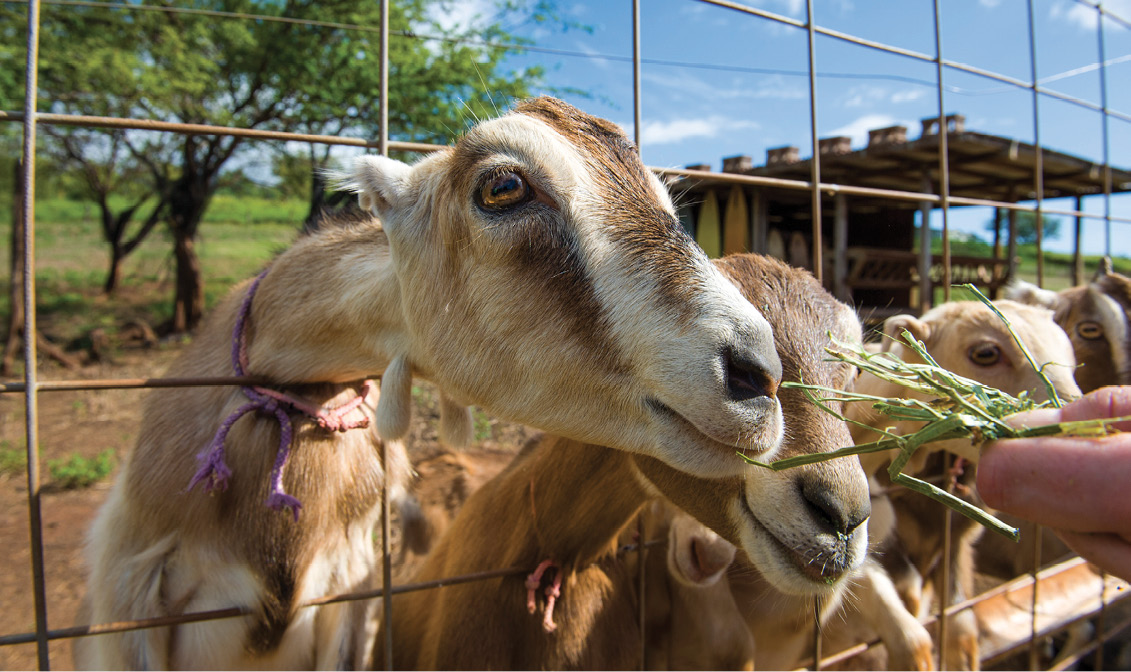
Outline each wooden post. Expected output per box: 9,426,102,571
1008,207,1020,286
834,193,849,302
992,207,1003,261
750,188,767,254
919,177,933,314
1073,195,1084,286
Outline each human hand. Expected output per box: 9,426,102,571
977,387,1131,581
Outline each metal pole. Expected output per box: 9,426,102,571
378,4,393,669
1096,2,1113,256
632,5,646,667
812,597,823,670
20,0,50,667
1074,195,1084,286
932,0,951,302
805,0,823,283
938,455,954,670
379,0,389,159
632,0,642,150
1027,0,1045,288
1029,525,1044,670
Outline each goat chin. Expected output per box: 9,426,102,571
734,504,870,598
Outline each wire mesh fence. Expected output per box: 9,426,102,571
3,0,1131,669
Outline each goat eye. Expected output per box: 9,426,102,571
1077,321,1104,340
478,171,530,210
968,343,1001,367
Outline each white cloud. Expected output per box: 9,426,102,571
891,88,927,104
682,0,803,20
748,76,808,101
840,85,888,109
1050,0,1130,31
634,116,761,146
762,0,804,18
572,40,613,71
838,84,928,109
642,71,806,103
978,0,1002,7
427,0,494,33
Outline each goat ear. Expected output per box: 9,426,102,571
881,314,928,351
1095,256,1114,281
1005,280,1060,310
338,155,413,218
376,354,413,441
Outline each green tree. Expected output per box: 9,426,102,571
50,126,170,294
2,0,566,332
986,209,1062,245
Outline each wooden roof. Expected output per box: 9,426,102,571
674,120,1131,208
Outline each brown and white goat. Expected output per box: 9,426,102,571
849,300,1081,670
657,301,1082,671
1007,260,1131,393
852,299,1080,473
75,98,787,669
376,253,871,670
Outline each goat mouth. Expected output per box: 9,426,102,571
645,397,778,455
738,496,853,590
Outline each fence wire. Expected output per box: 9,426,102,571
3,0,1131,669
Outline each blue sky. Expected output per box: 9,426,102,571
449,0,1131,258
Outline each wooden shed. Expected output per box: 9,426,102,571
666,114,1131,321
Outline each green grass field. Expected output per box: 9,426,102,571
0,195,305,349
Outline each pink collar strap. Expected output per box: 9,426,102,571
187,268,372,521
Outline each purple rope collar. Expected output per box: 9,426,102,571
186,269,371,521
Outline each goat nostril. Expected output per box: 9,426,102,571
725,349,780,401
801,481,870,537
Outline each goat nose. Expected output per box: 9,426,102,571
801,479,871,538
724,347,781,402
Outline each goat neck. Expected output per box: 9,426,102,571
381,435,651,670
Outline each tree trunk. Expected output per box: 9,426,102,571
2,160,81,374
302,165,327,232
165,170,211,334
2,160,26,376
105,198,165,297
171,232,204,334
99,200,124,296
103,244,124,295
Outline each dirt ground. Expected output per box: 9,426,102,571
0,344,536,671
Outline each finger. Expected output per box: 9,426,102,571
1061,387,1131,428
1005,386,1131,431
977,434,1131,535
1003,406,1061,430
1053,529,1131,583
1004,382,1131,429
